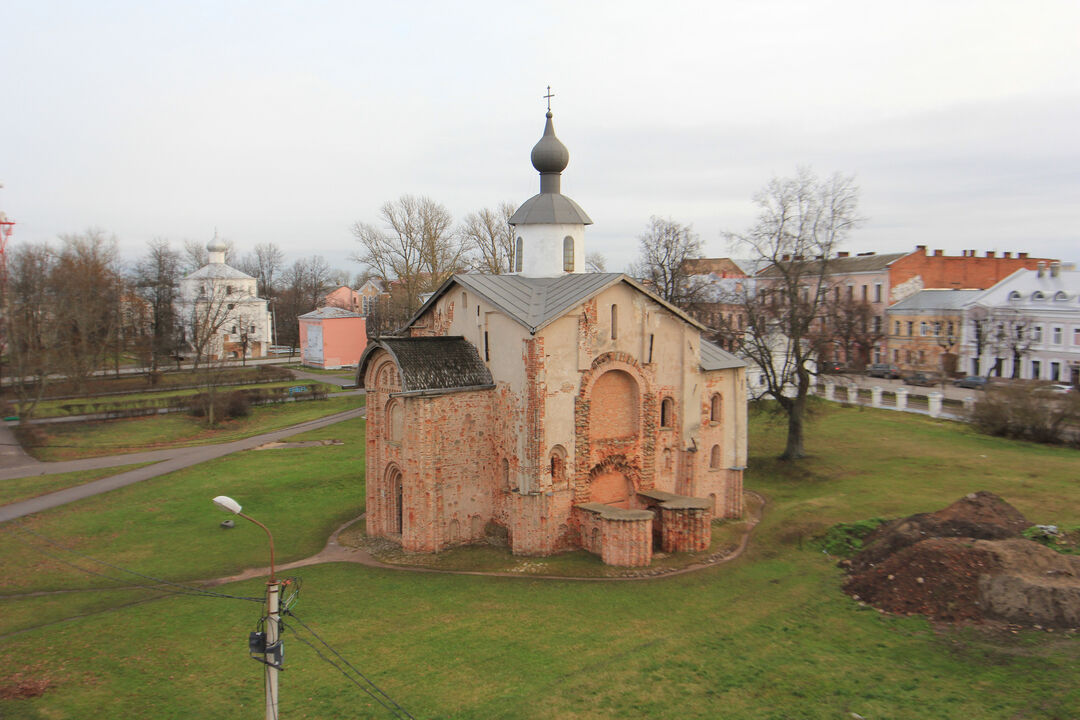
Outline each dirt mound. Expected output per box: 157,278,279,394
843,494,1080,629
851,491,1029,572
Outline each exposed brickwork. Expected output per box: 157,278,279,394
890,249,1056,292
574,506,653,567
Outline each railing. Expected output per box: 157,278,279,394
811,381,972,421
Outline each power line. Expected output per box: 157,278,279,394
283,611,416,720
5,525,263,603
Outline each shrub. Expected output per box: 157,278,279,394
816,518,887,557
970,385,1080,446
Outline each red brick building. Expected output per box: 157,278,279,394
356,111,747,567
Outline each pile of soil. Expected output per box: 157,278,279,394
843,492,1080,629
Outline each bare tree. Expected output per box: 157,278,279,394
51,231,122,392
5,243,57,420
586,252,608,273
724,168,863,460
351,195,467,319
461,202,515,274
274,256,337,350
815,290,883,371
629,216,706,308
182,237,233,273
236,242,284,298
135,239,182,376
991,308,1035,379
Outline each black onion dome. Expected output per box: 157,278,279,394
530,111,569,174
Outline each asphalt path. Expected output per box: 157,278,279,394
0,406,366,524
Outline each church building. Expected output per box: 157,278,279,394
357,110,747,566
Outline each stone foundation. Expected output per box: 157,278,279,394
574,503,653,567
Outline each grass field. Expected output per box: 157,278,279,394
0,463,158,507
1,403,1077,719
19,395,366,461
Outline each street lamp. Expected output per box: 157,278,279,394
212,495,281,720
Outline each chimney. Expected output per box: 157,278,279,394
1003,252,1012,258
1037,261,1046,278
837,251,849,258
985,251,995,258
969,249,976,257
781,254,791,262
1018,252,1028,259
1050,261,1061,278
934,249,944,257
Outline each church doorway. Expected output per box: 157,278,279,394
590,469,634,508
386,466,403,535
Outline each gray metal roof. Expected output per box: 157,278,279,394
700,340,746,371
509,192,593,226
887,289,984,312
184,262,255,281
421,272,706,335
357,337,494,396
299,307,364,320
757,252,908,277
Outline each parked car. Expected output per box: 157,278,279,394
904,372,939,387
866,363,901,379
1041,383,1075,395
953,376,989,390
820,361,849,374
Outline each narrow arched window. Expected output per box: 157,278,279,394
515,237,523,272
563,236,575,272
550,445,567,484
502,458,511,490
660,397,674,428
710,394,722,423
710,444,721,469
610,304,618,340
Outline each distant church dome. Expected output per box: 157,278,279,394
530,111,570,174
207,236,227,254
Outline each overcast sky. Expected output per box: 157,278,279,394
2,0,1077,276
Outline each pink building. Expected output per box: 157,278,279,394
298,307,367,369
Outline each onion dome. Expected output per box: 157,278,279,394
530,111,570,174
207,236,227,254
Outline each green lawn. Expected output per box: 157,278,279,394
31,380,344,419
20,395,366,461
0,463,157,506
1,404,1077,719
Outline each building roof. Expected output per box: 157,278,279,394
185,262,255,281
509,192,593,225
700,340,746,371
681,258,746,277
357,336,495,397
757,252,908,277
299,306,365,320
410,272,708,335
887,289,985,312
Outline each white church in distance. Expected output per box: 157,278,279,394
178,238,273,362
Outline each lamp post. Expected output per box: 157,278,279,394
213,495,280,720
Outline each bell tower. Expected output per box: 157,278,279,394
509,97,592,277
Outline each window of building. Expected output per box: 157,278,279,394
1074,328,1080,345
918,350,925,364
387,400,403,444
1032,326,1043,343
933,322,941,337
484,331,490,361
874,284,882,303
834,287,840,302
872,316,882,334
894,320,900,336
1031,360,1041,379
709,445,721,469
515,237,523,272
920,322,929,336
461,291,467,309
947,321,954,337
610,304,618,340
861,285,868,301
563,236,575,272
846,285,854,300
227,303,235,310
647,334,654,363
1052,327,1063,344
249,324,255,334
710,394,722,422
907,321,914,336
1008,291,1021,301
1033,291,1046,301
892,349,899,363
550,446,567,483
1050,362,1061,381
660,397,674,428
226,285,233,295
502,458,511,490
231,325,237,334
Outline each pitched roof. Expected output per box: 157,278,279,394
681,258,746,277
357,336,494,397
757,252,909,277
408,272,707,334
184,262,256,281
700,340,746,371
299,306,364,320
887,289,984,312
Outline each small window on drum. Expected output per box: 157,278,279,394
563,236,575,272
515,237,523,272
660,397,674,428
710,394,722,423
710,444,721,469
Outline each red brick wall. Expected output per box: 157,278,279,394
574,507,653,567
890,251,1055,291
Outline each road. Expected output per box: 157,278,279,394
0,406,366,524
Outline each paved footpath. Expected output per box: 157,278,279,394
0,406,366,524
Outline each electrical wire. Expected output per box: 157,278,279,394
5,525,263,603
282,620,415,720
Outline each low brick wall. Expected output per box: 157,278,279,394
574,504,653,567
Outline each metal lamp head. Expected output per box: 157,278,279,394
213,495,242,515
